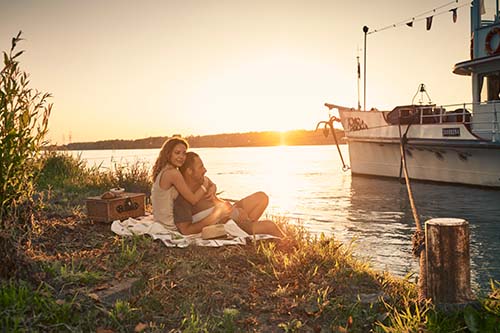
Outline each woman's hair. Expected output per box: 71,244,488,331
151,137,188,181
179,151,200,175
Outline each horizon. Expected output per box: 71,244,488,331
55,127,327,145
1,0,474,143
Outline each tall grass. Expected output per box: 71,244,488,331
37,151,152,193
36,151,152,217
0,31,51,278
0,31,51,222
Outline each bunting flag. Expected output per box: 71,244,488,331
426,16,433,31
450,8,457,23
368,0,470,35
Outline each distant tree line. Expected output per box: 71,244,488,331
49,129,345,150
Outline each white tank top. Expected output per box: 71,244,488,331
151,167,178,228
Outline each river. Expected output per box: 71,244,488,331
71,145,500,291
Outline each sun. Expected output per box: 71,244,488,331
279,131,287,146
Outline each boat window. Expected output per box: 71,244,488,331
481,0,499,24
480,73,500,101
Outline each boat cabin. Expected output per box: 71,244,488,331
454,0,500,141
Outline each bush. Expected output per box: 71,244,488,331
37,151,90,190
108,161,152,196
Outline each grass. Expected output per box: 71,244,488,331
0,281,76,332
43,258,106,286
0,152,499,331
114,236,146,269
35,151,152,218
3,215,500,332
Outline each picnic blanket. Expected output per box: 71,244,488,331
110,214,277,247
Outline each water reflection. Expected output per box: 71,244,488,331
338,177,418,276
345,176,500,291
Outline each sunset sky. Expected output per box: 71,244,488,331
1,0,475,143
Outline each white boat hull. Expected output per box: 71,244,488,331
338,109,500,188
348,140,500,187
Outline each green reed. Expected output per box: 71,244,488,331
0,31,52,278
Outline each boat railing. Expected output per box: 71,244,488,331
416,102,500,142
417,103,471,125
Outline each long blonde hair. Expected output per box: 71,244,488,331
151,137,188,182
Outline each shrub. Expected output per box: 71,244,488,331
108,161,152,196
37,151,90,190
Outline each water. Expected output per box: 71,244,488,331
72,145,500,291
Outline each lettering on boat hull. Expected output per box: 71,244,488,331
347,117,369,131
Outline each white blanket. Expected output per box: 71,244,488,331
110,215,277,248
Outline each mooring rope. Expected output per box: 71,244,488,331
398,122,413,181
398,120,428,301
397,121,425,257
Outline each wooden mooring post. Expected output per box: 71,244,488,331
425,218,474,304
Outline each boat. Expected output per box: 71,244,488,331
325,0,500,188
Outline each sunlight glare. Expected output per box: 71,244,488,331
262,147,299,216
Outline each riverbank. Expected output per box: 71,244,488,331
2,152,498,332
4,211,500,332
12,214,407,332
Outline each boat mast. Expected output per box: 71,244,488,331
357,53,361,111
363,26,369,111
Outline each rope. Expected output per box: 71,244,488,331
398,120,414,181
412,230,426,257
397,120,424,257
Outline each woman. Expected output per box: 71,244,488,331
151,138,210,227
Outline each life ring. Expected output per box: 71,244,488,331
485,27,500,55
